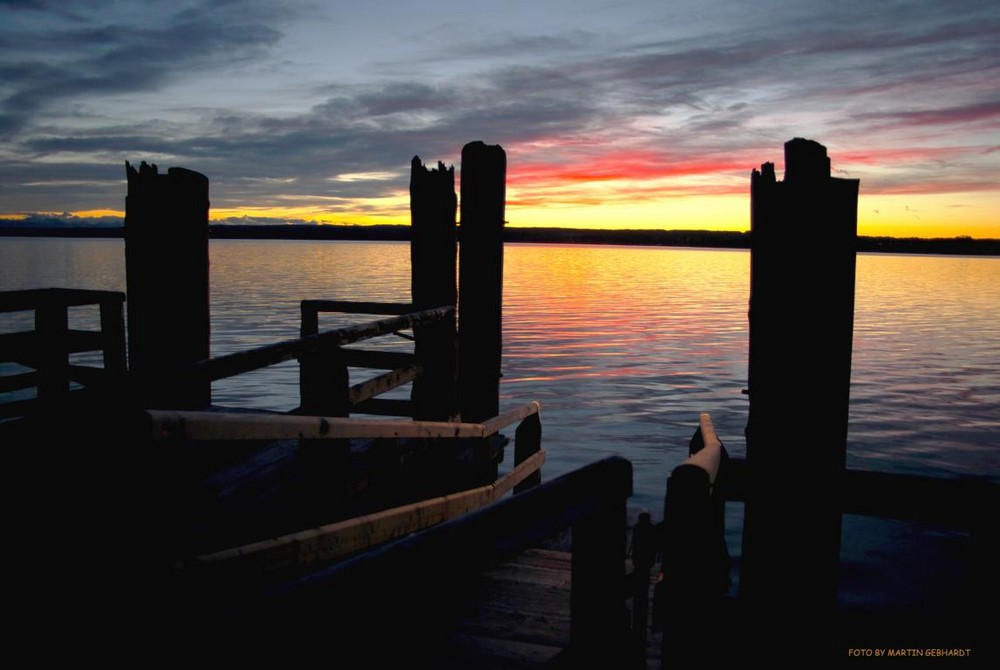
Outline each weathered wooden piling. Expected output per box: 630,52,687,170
740,139,859,621
458,141,506,424
409,156,458,421
124,161,211,409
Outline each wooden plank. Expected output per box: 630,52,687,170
1,329,118,362
493,450,545,498
147,401,541,441
196,305,453,382
348,363,422,405
482,400,540,437
720,456,999,529
0,288,124,312
148,410,488,440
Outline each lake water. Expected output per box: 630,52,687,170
2,237,998,612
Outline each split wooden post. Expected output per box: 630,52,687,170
409,156,458,421
124,161,211,409
740,139,859,625
458,141,506,424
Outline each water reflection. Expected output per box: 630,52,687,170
1,238,997,504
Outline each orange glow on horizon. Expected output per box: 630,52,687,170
3,185,996,240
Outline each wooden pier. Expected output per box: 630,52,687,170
1,138,996,665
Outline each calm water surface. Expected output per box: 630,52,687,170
2,237,998,608
5,239,995,484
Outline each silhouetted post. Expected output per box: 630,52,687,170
298,303,350,416
409,156,458,421
458,141,506,423
571,489,629,666
513,412,542,493
99,294,127,380
740,139,859,637
34,296,69,407
629,511,656,665
125,161,211,409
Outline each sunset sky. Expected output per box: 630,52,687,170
1,0,998,238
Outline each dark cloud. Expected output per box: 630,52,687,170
1,0,998,217
0,0,289,137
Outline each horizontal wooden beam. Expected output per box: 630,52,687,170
0,329,110,363
481,401,542,437
146,401,540,441
196,306,453,382
494,450,546,498
188,449,546,575
720,456,997,529
348,363,421,405
0,288,124,312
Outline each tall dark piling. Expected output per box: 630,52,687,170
409,156,458,421
458,141,506,423
740,139,859,627
124,161,211,409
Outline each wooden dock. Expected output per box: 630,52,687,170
432,549,662,669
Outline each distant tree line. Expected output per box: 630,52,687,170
2,223,998,256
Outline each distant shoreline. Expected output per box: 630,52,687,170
2,224,998,256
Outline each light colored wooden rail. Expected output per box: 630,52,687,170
187,448,546,574
147,400,541,442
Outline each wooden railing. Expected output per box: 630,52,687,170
193,302,453,418
0,288,125,418
185,455,633,666
149,399,544,558
170,402,542,571
147,400,539,443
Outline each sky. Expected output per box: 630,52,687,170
1,0,998,238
